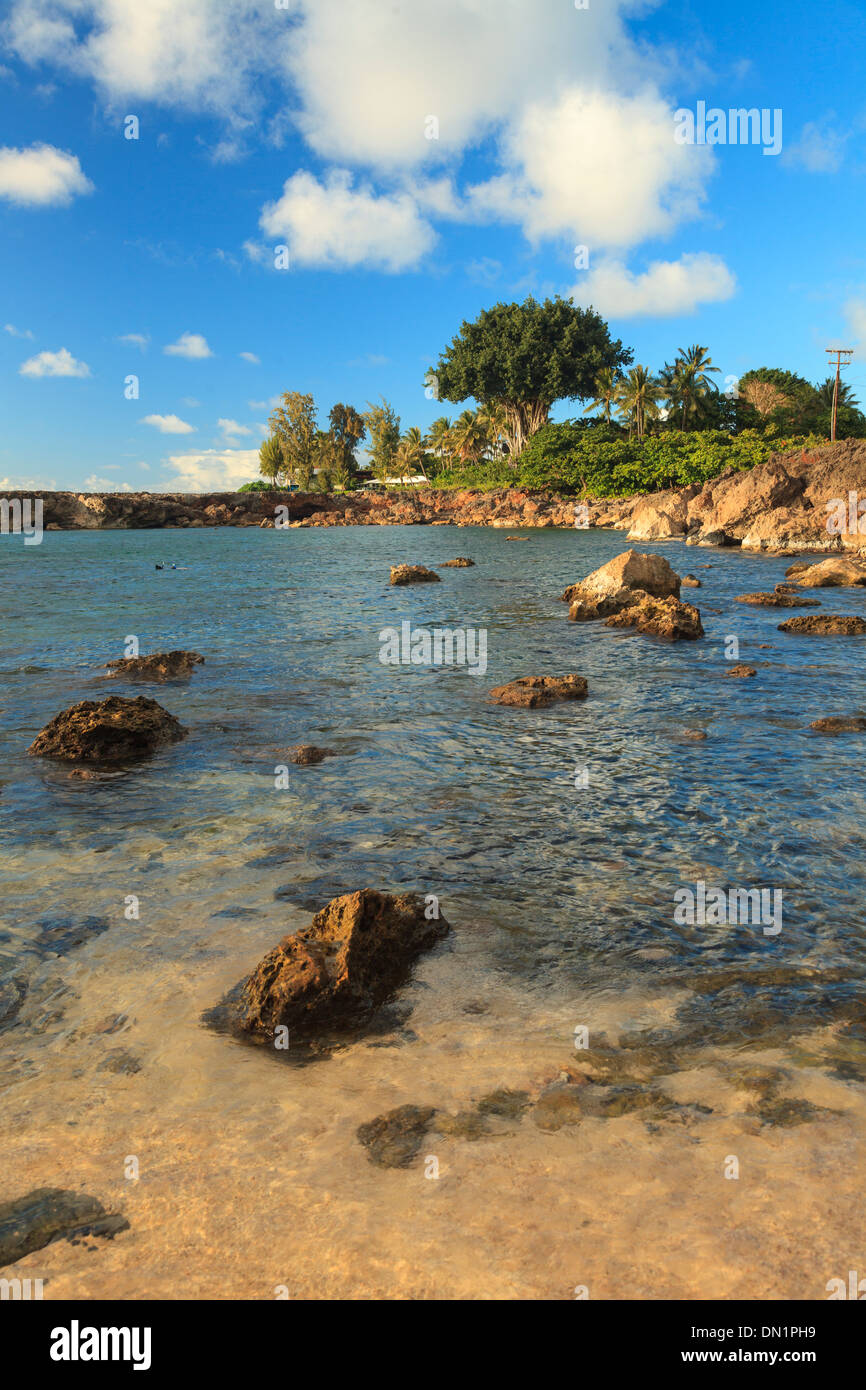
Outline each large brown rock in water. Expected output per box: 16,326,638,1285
390,564,441,585
563,549,681,617
787,556,866,587
778,614,866,635
237,889,449,1038
603,594,704,641
104,650,204,680
28,696,187,764
489,675,588,708
734,592,819,608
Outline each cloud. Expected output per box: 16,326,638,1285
163,331,213,359
783,120,847,174
118,332,149,350
4,322,34,338
468,88,713,249
218,417,252,437
570,252,737,318
19,347,91,377
259,169,436,271
3,0,289,129
84,475,134,491
141,413,196,433
159,446,260,492
0,141,93,207
845,298,866,349
239,350,260,363
0,473,58,489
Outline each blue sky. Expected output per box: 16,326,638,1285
1,0,865,493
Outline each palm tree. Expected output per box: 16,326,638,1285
670,344,720,431
584,367,620,424
451,409,488,465
399,425,430,483
424,416,453,466
615,366,661,440
816,377,859,411
476,402,510,459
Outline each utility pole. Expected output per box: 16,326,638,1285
825,348,854,442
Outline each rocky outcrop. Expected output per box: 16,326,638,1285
779,615,866,635
103,650,204,680
489,675,588,708
235,889,449,1040
440,557,475,567
787,556,866,587
14,439,866,553
563,549,681,616
287,745,336,765
389,564,441,585
727,664,757,678
604,594,704,641
28,696,187,764
681,574,701,587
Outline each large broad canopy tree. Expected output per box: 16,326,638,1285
430,296,632,457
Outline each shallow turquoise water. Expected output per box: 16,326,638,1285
2,525,865,1052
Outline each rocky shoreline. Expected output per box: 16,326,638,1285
8,438,866,556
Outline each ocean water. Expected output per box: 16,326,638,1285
1,524,865,1298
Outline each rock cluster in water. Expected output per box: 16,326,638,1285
489,674,589,708
103,650,204,681
28,695,187,765
562,550,704,640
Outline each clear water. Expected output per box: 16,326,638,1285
1,525,865,1298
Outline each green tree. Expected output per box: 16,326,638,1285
258,434,285,487
268,392,318,489
364,397,402,481
399,425,430,482
424,416,455,471
616,366,661,440
328,403,367,488
451,408,489,464
583,367,621,425
665,345,721,431
430,296,632,457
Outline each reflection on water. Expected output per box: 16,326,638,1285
1,525,865,1298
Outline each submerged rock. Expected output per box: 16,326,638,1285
0,1189,128,1267
489,674,588,708
440,557,475,567
389,564,441,585
356,1105,437,1168
28,696,187,765
727,664,757,678
810,716,866,732
603,594,703,641
681,574,701,587
778,614,866,635
236,889,449,1040
734,592,819,608
287,745,336,765
103,650,204,681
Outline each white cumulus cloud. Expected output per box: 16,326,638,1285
239,351,260,363
163,332,213,359
0,142,92,206
570,253,737,318
259,169,436,271
159,447,260,492
218,418,252,437
141,413,196,434
19,347,91,377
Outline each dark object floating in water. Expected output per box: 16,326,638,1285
104,650,204,682
28,695,187,765
0,1188,129,1268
